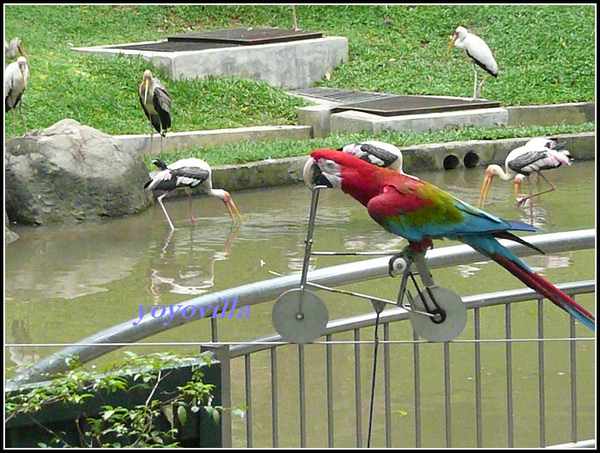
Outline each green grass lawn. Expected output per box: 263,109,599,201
5,5,595,166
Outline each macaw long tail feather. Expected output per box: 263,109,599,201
491,252,595,331
494,231,545,255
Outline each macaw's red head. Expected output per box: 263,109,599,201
303,148,398,207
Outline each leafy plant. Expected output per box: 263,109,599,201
5,351,246,448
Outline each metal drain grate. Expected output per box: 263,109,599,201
111,28,324,53
290,87,398,104
109,41,238,52
169,28,323,45
292,88,501,116
331,95,502,117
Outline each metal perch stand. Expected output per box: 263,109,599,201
272,185,467,344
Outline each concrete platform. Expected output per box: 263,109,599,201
113,102,594,157
72,35,348,90
115,125,312,156
329,107,509,135
296,93,595,138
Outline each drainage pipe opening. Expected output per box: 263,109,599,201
443,154,460,171
463,151,480,169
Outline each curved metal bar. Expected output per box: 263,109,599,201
9,229,595,386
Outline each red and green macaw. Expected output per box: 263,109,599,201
303,149,595,331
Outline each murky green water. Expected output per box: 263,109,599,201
5,160,596,447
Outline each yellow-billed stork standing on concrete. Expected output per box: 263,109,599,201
145,158,243,231
138,70,172,154
448,26,498,99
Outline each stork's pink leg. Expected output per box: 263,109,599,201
515,176,535,225
516,171,558,214
527,171,558,199
188,192,196,225
19,101,27,132
157,192,176,231
149,125,154,154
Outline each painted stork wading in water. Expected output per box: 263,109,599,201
138,70,172,154
5,56,30,136
477,137,572,222
5,37,26,59
145,157,243,231
448,26,498,99
303,149,595,331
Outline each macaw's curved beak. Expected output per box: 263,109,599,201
447,34,457,55
477,171,494,209
302,158,333,190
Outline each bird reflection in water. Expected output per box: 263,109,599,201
8,313,40,372
148,224,241,301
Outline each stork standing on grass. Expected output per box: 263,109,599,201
448,26,498,99
5,56,30,136
145,158,243,231
5,37,26,59
138,70,172,154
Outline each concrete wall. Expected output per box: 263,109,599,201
73,37,348,90
298,101,595,138
329,107,509,135
399,131,595,173
166,37,348,90
507,102,595,127
206,131,595,195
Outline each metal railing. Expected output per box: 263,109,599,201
7,229,596,448
216,281,595,448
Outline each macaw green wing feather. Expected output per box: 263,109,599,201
368,182,535,243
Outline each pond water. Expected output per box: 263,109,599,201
5,160,596,447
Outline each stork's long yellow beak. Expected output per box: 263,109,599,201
447,35,457,55
20,68,27,89
144,78,150,105
17,43,26,57
513,177,523,202
477,172,494,209
224,196,243,225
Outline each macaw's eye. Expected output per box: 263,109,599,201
324,160,337,171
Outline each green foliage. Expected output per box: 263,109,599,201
4,5,595,140
5,351,246,448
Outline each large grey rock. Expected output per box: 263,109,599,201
5,119,154,225
5,213,19,244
